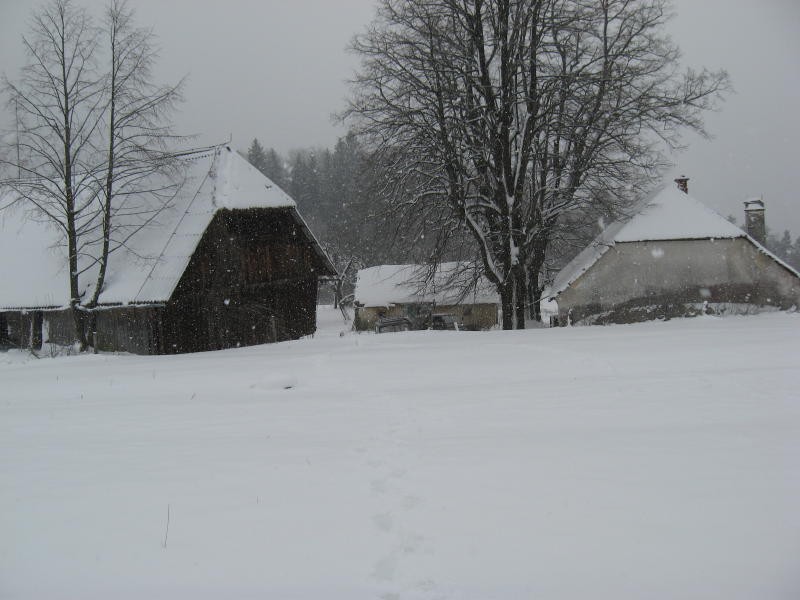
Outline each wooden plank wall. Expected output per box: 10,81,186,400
162,208,320,353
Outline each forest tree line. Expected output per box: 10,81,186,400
245,134,605,307
247,133,800,306
764,229,800,270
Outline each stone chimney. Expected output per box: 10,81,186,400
674,176,689,194
744,198,766,245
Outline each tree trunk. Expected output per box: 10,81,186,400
65,178,87,351
89,28,118,325
333,278,342,309
527,244,548,322
70,303,86,350
531,284,543,322
527,266,544,323
500,282,514,330
88,311,98,353
514,269,527,329
61,37,87,352
528,277,535,320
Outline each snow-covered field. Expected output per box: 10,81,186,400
2,309,799,599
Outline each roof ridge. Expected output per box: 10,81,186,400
613,185,744,243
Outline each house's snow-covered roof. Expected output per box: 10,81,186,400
0,145,330,309
355,263,499,307
548,185,753,298
613,185,745,243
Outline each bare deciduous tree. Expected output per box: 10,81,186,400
347,0,730,328
2,0,104,346
84,0,184,346
2,0,184,349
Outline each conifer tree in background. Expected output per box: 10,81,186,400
765,229,800,270
246,138,268,174
263,148,289,190
246,139,289,190
289,151,320,219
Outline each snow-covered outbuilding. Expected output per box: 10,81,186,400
353,263,499,331
548,180,800,325
0,145,336,353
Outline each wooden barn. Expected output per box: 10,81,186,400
547,179,800,325
0,145,336,354
353,263,499,331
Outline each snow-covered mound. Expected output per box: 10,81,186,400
1,309,799,599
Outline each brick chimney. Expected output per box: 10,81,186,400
674,176,689,194
743,198,766,245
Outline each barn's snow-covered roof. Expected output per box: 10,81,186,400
547,184,792,298
0,145,332,309
355,263,499,307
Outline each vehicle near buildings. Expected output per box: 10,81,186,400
374,312,463,333
425,313,462,331
375,316,413,334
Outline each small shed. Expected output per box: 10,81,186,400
353,263,499,331
0,145,336,353
548,181,800,325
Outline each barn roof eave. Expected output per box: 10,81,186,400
288,207,338,277
1,301,167,312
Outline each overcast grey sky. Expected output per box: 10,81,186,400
1,0,798,234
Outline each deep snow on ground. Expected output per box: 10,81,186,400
2,309,799,599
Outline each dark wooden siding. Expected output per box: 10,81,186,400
44,310,74,345
1,208,325,355
1,309,66,349
1,311,30,348
0,307,161,354
161,208,320,353
94,306,162,354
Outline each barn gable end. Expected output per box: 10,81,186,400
159,208,323,353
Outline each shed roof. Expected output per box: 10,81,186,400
0,145,335,309
548,184,798,298
355,263,499,307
